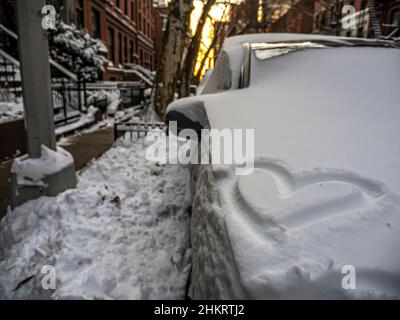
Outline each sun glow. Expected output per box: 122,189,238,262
191,1,234,79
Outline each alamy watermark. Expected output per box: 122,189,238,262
41,265,56,290
341,265,356,290
145,121,255,176
341,5,358,30
41,5,56,30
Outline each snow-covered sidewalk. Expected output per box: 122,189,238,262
0,133,192,299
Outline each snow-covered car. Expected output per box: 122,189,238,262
166,34,400,299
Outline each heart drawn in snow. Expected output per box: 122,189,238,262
219,158,386,230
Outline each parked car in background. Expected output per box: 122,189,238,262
166,34,400,299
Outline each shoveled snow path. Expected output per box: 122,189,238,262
0,134,191,299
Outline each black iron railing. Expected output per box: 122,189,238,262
0,23,87,127
0,49,21,102
52,80,88,126
117,82,146,108
114,121,166,141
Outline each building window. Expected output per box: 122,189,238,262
92,8,102,39
361,0,368,10
108,27,115,64
125,0,129,15
118,32,123,65
138,13,142,30
321,11,326,26
129,40,134,63
124,36,128,63
116,0,121,9
131,1,135,20
330,5,336,24
391,9,400,26
76,0,84,28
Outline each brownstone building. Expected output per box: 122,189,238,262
69,0,156,81
228,0,284,35
270,0,315,33
228,0,265,35
268,0,399,38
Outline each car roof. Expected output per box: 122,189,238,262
223,33,397,49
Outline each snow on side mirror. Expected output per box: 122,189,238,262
165,98,209,136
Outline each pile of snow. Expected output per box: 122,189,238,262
55,106,99,136
0,101,23,123
107,90,121,115
87,89,121,116
12,146,74,186
0,133,191,299
124,64,154,86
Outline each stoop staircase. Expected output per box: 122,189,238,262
0,23,88,127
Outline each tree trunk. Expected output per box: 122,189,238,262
154,0,192,119
179,0,216,98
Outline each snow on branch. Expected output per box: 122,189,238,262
49,21,108,82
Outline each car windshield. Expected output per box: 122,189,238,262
246,39,399,87
252,42,327,60
251,40,398,61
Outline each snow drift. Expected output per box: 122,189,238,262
0,135,191,299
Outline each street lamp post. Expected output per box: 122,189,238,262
11,0,76,208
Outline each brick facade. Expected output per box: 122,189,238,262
269,0,400,38
270,0,315,33
71,0,156,81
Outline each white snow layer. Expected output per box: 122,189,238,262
107,90,122,115
0,135,191,299
0,101,24,123
180,46,400,299
55,106,98,136
12,146,74,183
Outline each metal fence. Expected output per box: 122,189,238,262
0,50,21,102
114,121,166,141
117,82,146,108
51,80,88,126
86,81,146,108
1,23,149,128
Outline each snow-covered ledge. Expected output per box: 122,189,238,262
10,146,77,208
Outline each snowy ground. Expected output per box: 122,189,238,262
0,133,192,299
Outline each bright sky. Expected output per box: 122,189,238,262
191,0,236,77
161,0,239,77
